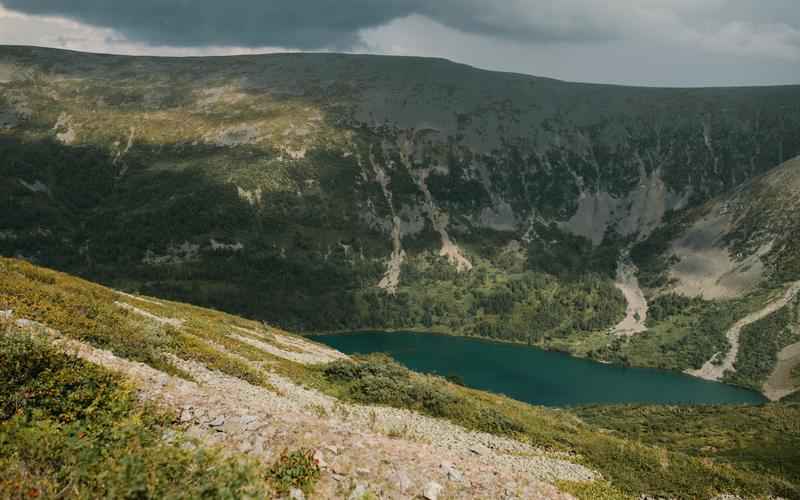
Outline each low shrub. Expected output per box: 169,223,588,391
0,327,269,499
267,448,321,496
320,355,525,436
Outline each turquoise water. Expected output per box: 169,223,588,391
309,331,766,407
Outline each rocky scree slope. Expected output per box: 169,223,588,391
1,45,800,379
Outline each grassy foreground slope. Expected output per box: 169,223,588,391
1,257,800,499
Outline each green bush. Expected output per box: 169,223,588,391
267,448,321,496
321,355,525,436
0,327,269,499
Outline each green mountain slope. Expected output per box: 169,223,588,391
2,45,800,389
619,157,800,397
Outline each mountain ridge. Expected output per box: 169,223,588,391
1,45,799,397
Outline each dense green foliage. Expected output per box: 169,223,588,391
526,222,622,278
629,209,690,289
727,297,800,389
352,255,626,343
573,404,800,489
0,327,270,499
593,296,742,370
0,134,626,347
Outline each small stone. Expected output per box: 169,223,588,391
313,450,328,468
161,430,178,443
423,481,443,500
332,473,345,482
469,444,489,456
325,445,340,455
208,416,225,427
180,409,193,423
240,415,257,425
252,436,265,455
222,421,242,434
185,425,205,440
356,467,370,476
348,483,369,500
439,462,463,482
391,470,412,492
289,488,305,500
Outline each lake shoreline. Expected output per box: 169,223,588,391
308,330,767,407
306,327,769,400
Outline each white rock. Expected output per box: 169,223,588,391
240,415,257,425
289,488,305,500
208,416,225,427
423,481,443,500
313,449,328,468
391,469,412,492
348,483,369,500
447,468,463,482
440,462,463,482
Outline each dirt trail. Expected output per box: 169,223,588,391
687,281,800,382
612,256,648,337
8,314,590,500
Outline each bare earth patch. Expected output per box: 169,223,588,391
668,209,768,300
613,258,648,337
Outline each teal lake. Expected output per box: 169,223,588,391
309,331,766,407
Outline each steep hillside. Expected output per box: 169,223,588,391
2,257,800,499
612,157,800,397
2,46,800,382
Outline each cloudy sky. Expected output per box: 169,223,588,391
1,0,799,87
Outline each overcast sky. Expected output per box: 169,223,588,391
1,1,799,87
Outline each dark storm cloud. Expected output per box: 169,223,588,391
1,0,798,57
0,0,627,49
0,0,423,49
